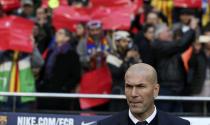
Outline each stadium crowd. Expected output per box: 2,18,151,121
0,0,210,115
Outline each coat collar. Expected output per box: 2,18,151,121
118,110,170,125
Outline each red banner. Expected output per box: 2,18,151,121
93,6,133,30
0,0,20,12
52,0,143,31
53,4,137,31
79,66,112,109
52,6,91,31
0,16,34,53
90,0,130,7
174,0,202,8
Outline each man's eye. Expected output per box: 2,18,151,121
137,85,146,88
126,84,132,88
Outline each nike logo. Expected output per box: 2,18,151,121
81,121,96,125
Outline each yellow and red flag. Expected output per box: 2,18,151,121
9,51,20,92
202,0,210,26
151,0,173,26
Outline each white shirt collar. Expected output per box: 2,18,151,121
128,106,157,124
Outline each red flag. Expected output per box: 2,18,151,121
100,12,131,30
90,0,130,7
91,7,112,20
53,3,136,31
52,6,91,31
0,16,34,53
174,0,202,8
0,0,20,12
79,66,112,109
91,6,134,30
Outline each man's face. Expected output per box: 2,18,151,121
159,27,172,41
180,14,191,25
76,24,85,36
32,25,39,36
125,71,159,115
146,13,159,26
144,27,155,41
89,28,102,37
55,29,69,45
117,39,129,50
23,4,34,16
36,8,46,20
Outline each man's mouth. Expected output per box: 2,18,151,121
129,101,143,106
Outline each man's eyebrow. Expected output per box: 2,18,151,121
125,82,147,85
125,82,133,86
125,82,131,85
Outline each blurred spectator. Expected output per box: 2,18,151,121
146,11,161,26
0,46,43,111
16,0,35,20
152,7,169,25
107,31,141,111
73,23,86,49
130,9,160,35
75,23,86,41
130,6,145,35
152,20,196,112
173,8,200,35
37,28,81,110
134,24,156,66
0,4,6,17
77,20,113,71
36,7,47,26
77,20,114,111
187,24,210,113
33,7,54,54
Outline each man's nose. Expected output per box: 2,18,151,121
131,87,138,97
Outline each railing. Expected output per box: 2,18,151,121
1,92,210,101
0,92,210,115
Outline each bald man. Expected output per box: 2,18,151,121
97,63,190,125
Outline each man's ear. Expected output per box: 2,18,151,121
153,83,159,98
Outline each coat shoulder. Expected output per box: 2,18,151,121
158,111,190,125
97,110,128,125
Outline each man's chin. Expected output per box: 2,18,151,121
130,107,144,114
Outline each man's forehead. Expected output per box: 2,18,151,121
125,69,150,77
125,70,155,84
126,71,149,79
